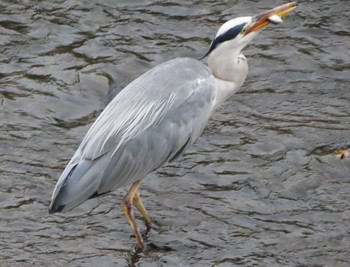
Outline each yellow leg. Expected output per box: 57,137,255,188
122,181,145,249
134,191,153,226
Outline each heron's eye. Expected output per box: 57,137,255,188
241,26,248,35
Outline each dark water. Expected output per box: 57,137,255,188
1,0,349,266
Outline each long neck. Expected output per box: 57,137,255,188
207,43,248,109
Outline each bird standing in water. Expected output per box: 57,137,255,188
49,2,297,249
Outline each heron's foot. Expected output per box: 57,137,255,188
136,234,145,251
122,181,147,250
145,218,159,230
122,198,145,250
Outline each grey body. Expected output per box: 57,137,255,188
50,58,218,212
48,2,297,250
48,13,262,213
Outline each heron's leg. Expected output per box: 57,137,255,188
122,180,144,249
134,191,153,226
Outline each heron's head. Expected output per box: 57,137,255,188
201,2,296,59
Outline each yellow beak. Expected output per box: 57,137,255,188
245,2,297,35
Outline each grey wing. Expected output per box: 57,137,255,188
97,71,217,193
49,58,216,212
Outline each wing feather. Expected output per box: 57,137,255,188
80,58,214,159
50,58,217,211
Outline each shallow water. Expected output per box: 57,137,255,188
1,0,349,266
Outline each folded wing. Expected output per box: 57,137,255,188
49,58,217,213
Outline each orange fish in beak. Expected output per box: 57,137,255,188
245,2,297,35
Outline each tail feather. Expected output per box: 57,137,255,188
49,153,108,213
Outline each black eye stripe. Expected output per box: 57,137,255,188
214,23,246,48
199,23,246,60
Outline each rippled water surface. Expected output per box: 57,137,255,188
1,0,349,266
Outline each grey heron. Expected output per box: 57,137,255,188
49,2,296,249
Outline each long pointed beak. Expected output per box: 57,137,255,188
245,2,297,35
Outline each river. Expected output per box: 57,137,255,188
0,1,349,266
